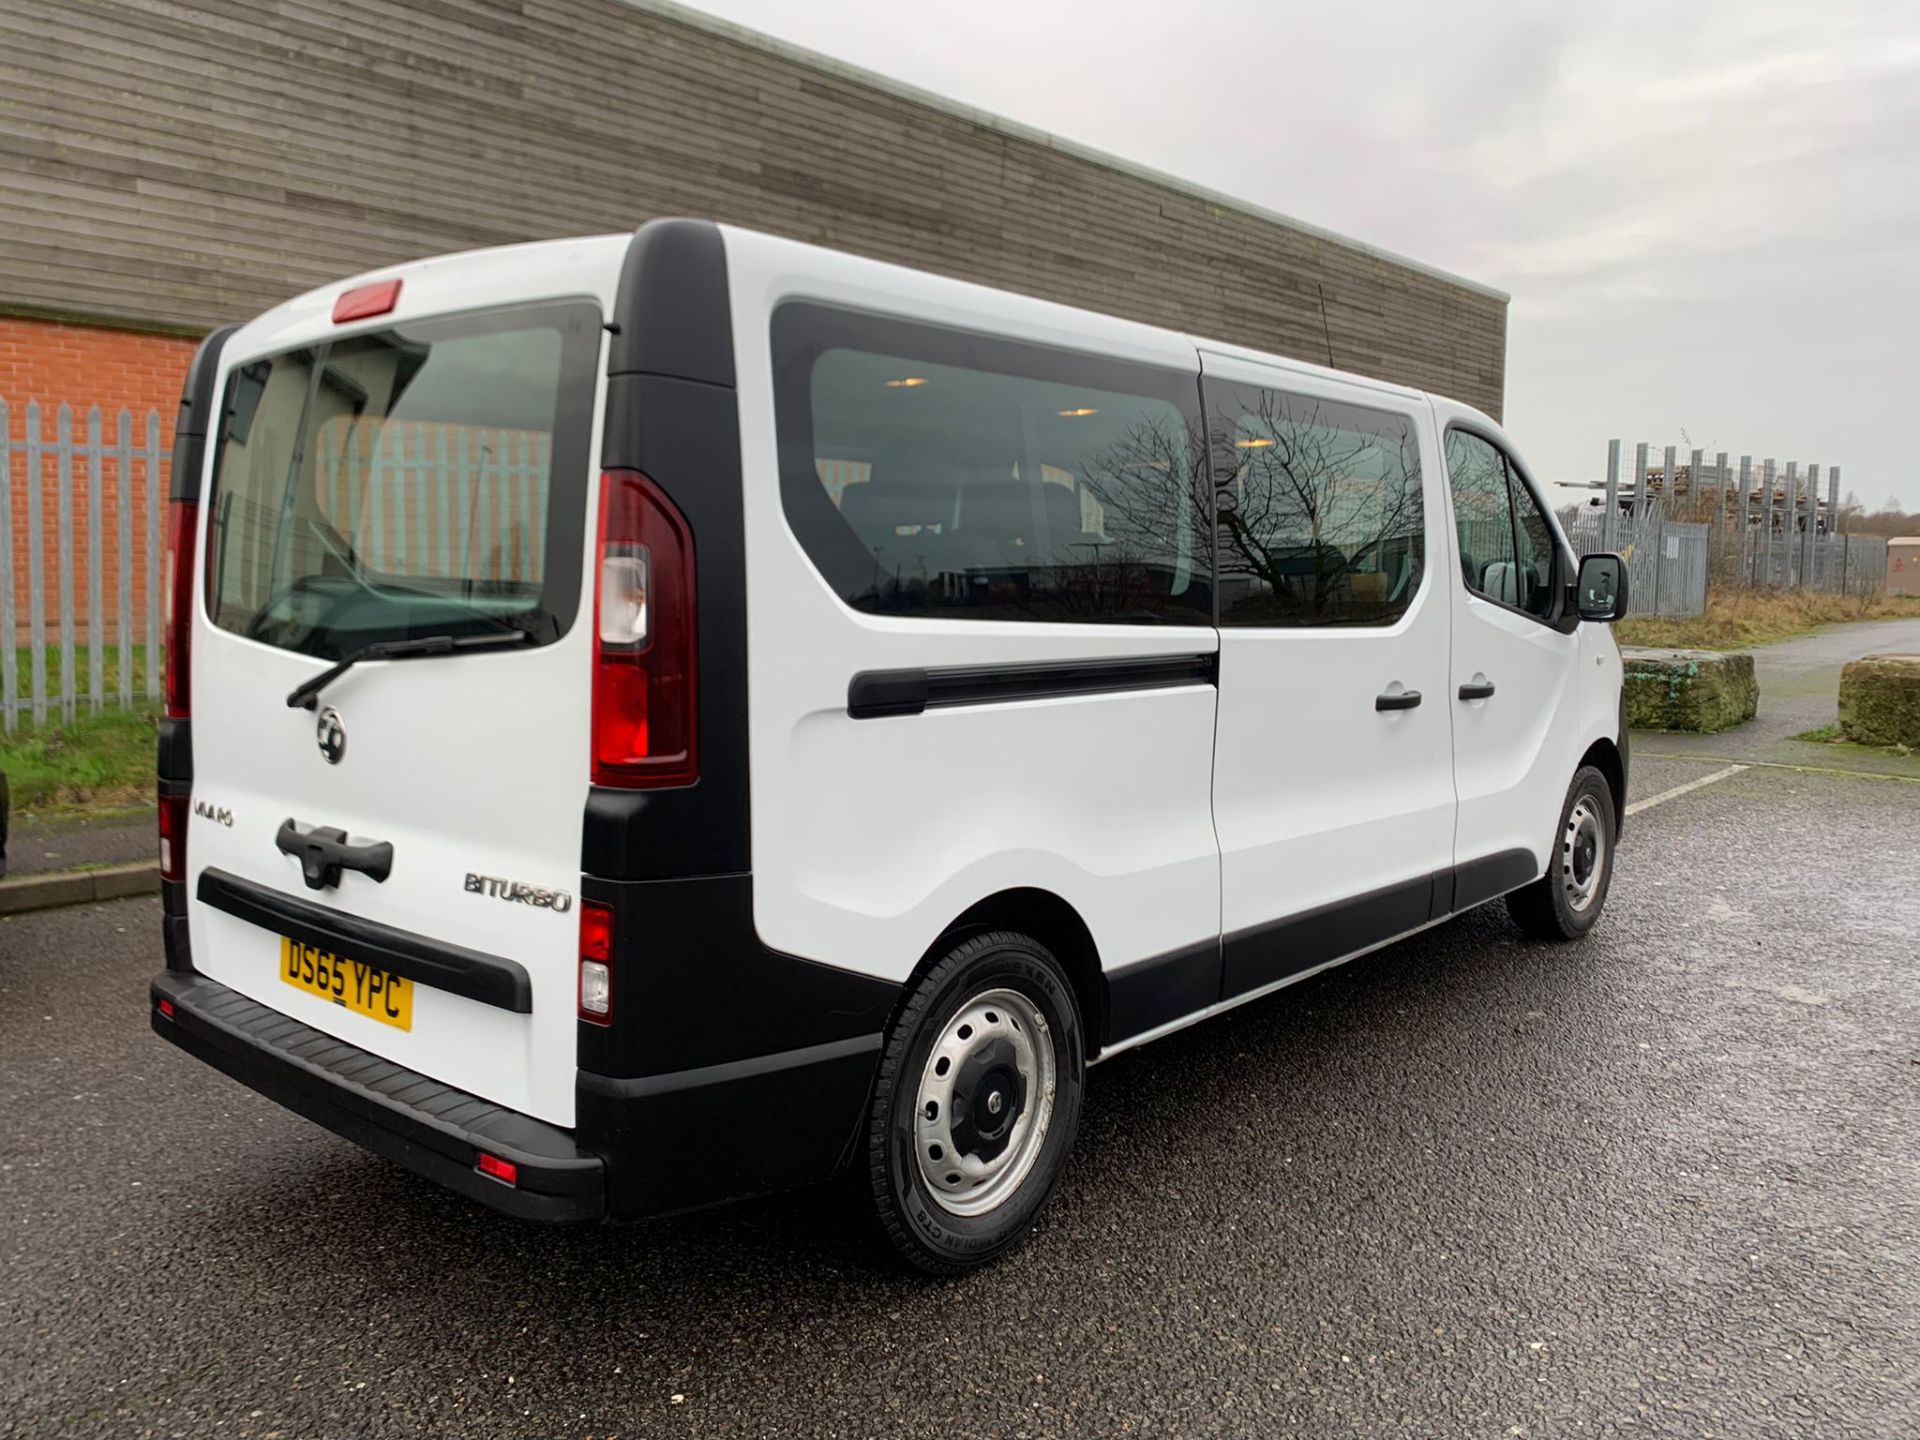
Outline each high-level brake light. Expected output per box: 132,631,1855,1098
332,279,402,324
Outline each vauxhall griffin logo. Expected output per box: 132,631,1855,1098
316,706,347,765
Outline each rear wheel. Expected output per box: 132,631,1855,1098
1507,764,1617,941
865,930,1084,1274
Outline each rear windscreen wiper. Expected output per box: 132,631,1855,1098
286,630,534,711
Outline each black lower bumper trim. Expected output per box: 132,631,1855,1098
578,1033,884,1221
151,970,603,1223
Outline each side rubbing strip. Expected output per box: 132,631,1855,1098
196,868,533,1014
849,652,1217,719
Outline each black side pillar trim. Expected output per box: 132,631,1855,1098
170,325,238,503
157,717,193,793
605,218,735,388
591,219,747,881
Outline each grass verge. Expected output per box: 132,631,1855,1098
0,706,157,811
1791,723,1912,759
1616,590,1920,652
8,644,160,707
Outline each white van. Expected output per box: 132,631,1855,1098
152,219,1629,1272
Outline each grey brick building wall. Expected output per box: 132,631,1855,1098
0,0,1507,415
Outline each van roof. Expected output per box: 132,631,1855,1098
226,222,1483,418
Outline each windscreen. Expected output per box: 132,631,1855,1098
204,299,601,659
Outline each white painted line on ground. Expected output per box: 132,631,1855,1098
1626,764,1748,817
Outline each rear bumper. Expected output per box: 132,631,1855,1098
150,967,888,1225
151,970,606,1223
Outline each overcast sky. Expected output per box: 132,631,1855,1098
680,0,1920,509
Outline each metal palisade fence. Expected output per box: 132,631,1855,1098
1563,503,1710,617
1567,440,1888,611
2,397,169,732
4,394,556,733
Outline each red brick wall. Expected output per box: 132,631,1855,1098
2,317,199,647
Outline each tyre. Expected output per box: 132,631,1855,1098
1507,764,1617,941
864,930,1085,1274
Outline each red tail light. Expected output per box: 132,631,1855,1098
578,900,615,1026
591,470,697,787
163,500,199,718
158,792,188,885
476,1152,518,1186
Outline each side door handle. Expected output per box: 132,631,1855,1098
1375,689,1423,712
1458,681,1497,701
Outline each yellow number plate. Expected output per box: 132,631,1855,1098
280,937,413,1031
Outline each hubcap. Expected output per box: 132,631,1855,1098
1561,795,1606,913
913,988,1056,1217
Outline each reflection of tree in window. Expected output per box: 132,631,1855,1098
1209,386,1424,627
1045,407,1212,621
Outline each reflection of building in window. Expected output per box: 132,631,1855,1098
1016,462,1109,541
815,457,872,508
315,417,553,583
822,456,1111,542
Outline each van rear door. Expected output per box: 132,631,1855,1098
183,280,607,1128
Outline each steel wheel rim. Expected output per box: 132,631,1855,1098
913,987,1056,1218
1562,795,1605,913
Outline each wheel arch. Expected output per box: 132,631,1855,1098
916,888,1106,1060
1579,736,1626,837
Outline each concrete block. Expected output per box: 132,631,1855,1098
1622,648,1758,733
1838,654,1920,747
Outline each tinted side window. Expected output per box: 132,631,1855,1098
1445,429,1556,620
1206,382,1424,627
1507,466,1557,619
1445,430,1517,601
773,304,1210,624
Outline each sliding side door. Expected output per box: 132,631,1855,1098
1202,352,1457,999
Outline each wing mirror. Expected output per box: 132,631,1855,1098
1575,553,1629,622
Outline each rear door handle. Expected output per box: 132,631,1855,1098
1458,681,1497,701
276,819,394,891
1375,689,1423,712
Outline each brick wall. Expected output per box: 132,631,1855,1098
2,317,196,648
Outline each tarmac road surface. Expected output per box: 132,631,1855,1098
2,752,1916,1438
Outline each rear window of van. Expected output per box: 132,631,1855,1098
204,300,601,659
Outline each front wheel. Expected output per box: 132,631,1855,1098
864,930,1085,1274
1507,764,1617,941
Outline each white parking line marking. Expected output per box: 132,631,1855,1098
1625,764,1748,817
